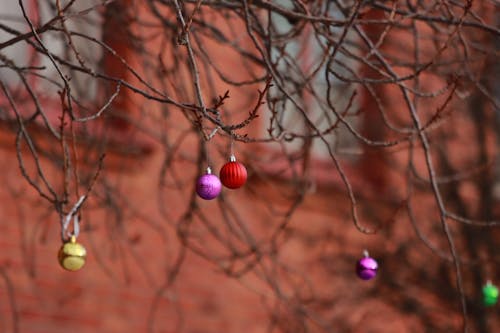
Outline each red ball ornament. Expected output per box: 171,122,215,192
220,155,247,189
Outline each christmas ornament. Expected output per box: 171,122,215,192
482,281,499,307
220,155,247,189
356,251,378,280
196,167,222,200
58,235,87,271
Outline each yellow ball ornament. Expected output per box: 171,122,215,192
58,235,87,271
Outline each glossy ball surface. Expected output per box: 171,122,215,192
196,173,222,200
58,236,87,271
356,257,378,280
482,283,499,307
220,161,247,189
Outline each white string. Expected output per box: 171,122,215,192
61,195,85,240
73,215,80,238
230,134,235,157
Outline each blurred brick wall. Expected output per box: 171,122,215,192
1,2,499,333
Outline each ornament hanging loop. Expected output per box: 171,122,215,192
229,133,235,157
61,195,86,241
62,213,81,241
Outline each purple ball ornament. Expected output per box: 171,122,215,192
196,167,222,200
356,250,378,281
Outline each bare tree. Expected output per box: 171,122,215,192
0,1,498,332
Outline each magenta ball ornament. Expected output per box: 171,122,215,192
356,255,378,280
196,170,222,200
